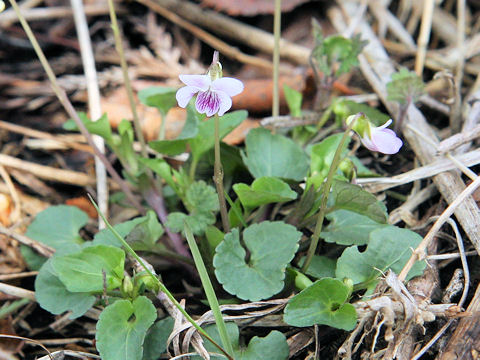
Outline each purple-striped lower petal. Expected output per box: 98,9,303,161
195,89,221,117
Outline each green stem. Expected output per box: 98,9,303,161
189,155,199,182
88,195,232,360
184,222,234,357
301,118,356,273
272,0,281,123
107,0,148,159
0,298,30,319
213,114,230,233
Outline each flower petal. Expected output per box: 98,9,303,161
216,90,233,116
196,90,220,117
371,128,403,154
360,136,379,152
176,86,198,108
212,77,244,97
179,74,211,91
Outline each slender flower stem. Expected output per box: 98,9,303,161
89,196,232,360
8,0,144,214
184,223,234,357
301,118,356,273
272,0,281,123
107,0,148,159
213,114,230,233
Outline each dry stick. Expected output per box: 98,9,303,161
0,164,21,223
108,0,190,259
331,2,480,255
0,120,92,153
414,0,434,75
8,0,145,213
0,3,118,26
140,0,310,65
136,0,274,71
0,153,95,186
398,174,480,282
0,282,36,301
272,0,281,120
0,225,55,257
71,0,108,228
450,0,466,134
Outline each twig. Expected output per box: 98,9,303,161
0,224,55,257
0,153,95,186
398,174,480,281
71,0,108,228
136,0,274,71
8,0,145,214
414,0,434,75
0,3,119,26
450,0,465,133
137,0,310,65
0,164,21,223
272,0,281,119
0,282,35,301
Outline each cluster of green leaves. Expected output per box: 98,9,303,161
28,206,170,360
311,19,367,82
23,34,429,360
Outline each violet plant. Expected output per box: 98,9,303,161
15,4,426,356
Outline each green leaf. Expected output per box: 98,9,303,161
387,68,425,105
308,133,350,188
96,296,157,360
284,278,357,330
167,181,219,235
214,221,301,301
321,210,387,245
194,323,288,360
138,86,177,115
330,180,387,223
332,99,390,127
92,216,147,247
189,110,247,161
148,105,200,155
64,112,112,141
126,211,164,251
336,226,426,289
233,177,297,209
298,255,336,279
283,84,302,117
241,128,309,181
52,245,125,292
143,317,174,360
21,205,89,270
35,259,96,319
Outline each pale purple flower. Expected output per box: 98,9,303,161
176,74,244,117
360,119,403,154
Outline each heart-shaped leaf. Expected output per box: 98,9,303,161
138,86,177,115
214,221,301,301
241,128,309,181
21,205,89,270
233,176,297,209
142,317,174,360
52,245,125,293
321,209,387,245
193,322,288,360
35,259,96,319
96,296,157,360
336,226,425,289
298,255,336,279
329,180,387,223
284,278,357,330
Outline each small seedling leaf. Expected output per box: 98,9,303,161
284,278,357,330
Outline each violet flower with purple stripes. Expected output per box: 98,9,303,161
176,67,243,117
359,119,403,155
